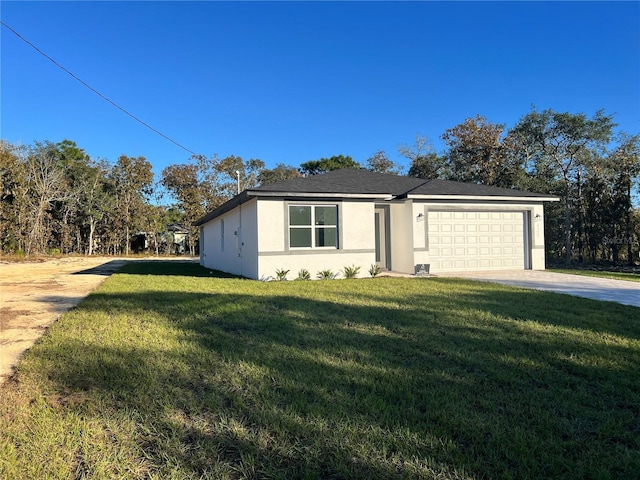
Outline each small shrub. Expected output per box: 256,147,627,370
342,265,361,279
296,268,311,281
275,268,290,281
49,248,61,256
316,269,337,280
369,264,381,278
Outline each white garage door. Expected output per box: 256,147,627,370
428,211,526,273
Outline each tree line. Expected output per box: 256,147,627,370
1,107,638,265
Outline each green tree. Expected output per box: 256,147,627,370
508,108,616,264
54,140,103,253
257,163,302,186
299,155,360,176
162,154,258,255
215,155,265,197
108,155,154,255
583,153,618,262
161,162,210,241
77,158,112,255
607,133,640,264
0,141,29,253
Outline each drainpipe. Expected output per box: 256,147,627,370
238,202,242,277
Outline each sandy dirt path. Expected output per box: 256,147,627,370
0,256,196,384
0,257,128,384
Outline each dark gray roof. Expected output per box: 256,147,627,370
251,169,556,198
406,178,553,198
194,169,557,226
250,168,425,196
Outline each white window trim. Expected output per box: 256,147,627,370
288,204,339,250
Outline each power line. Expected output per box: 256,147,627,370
1,20,202,158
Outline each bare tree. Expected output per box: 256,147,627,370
365,150,402,174
399,134,443,180
24,142,70,255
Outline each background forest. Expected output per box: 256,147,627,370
1,108,639,266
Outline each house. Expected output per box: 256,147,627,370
194,169,559,279
130,223,190,255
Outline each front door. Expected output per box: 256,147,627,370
374,206,389,270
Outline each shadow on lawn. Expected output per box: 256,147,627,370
72,259,130,276
117,260,238,278
73,259,237,278
36,280,640,479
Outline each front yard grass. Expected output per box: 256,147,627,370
1,261,638,479
549,268,640,282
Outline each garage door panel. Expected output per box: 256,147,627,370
428,211,526,273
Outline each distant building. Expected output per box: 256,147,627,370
131,223,191,255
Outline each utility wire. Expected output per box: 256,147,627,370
1,20,202,158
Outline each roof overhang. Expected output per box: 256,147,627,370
194,187,560,227
406,194,560,202
246,190,394,201
193,190,396,226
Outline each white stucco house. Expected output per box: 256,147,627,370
194,169,559,279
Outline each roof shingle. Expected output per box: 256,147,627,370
194,169,557,226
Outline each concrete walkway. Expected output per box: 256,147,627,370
437,270,640,308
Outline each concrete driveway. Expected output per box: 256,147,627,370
437,270,640,308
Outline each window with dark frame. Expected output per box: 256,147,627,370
289,205,338,249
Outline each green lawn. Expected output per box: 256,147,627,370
1,262,639,479
549,268,640,282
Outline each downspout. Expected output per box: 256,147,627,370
238,201,242,278
199,226,204,264
236,170,243,277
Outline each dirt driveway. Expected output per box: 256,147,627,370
0,256,196,384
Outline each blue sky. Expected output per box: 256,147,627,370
2,1,639,177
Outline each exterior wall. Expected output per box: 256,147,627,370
389,200,415,274
240,199,259,279
259,252,375,280
256,199,286,252
200,198,258,278
256,199,376,280
413,202,430,269
530,203,547,270
341,201,375,250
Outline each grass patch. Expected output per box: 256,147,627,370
1,262,639,479
550,268,640,282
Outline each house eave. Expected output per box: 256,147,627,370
193,190,396,226
245,190,394,200
193,191,253,226
406,194,560,202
